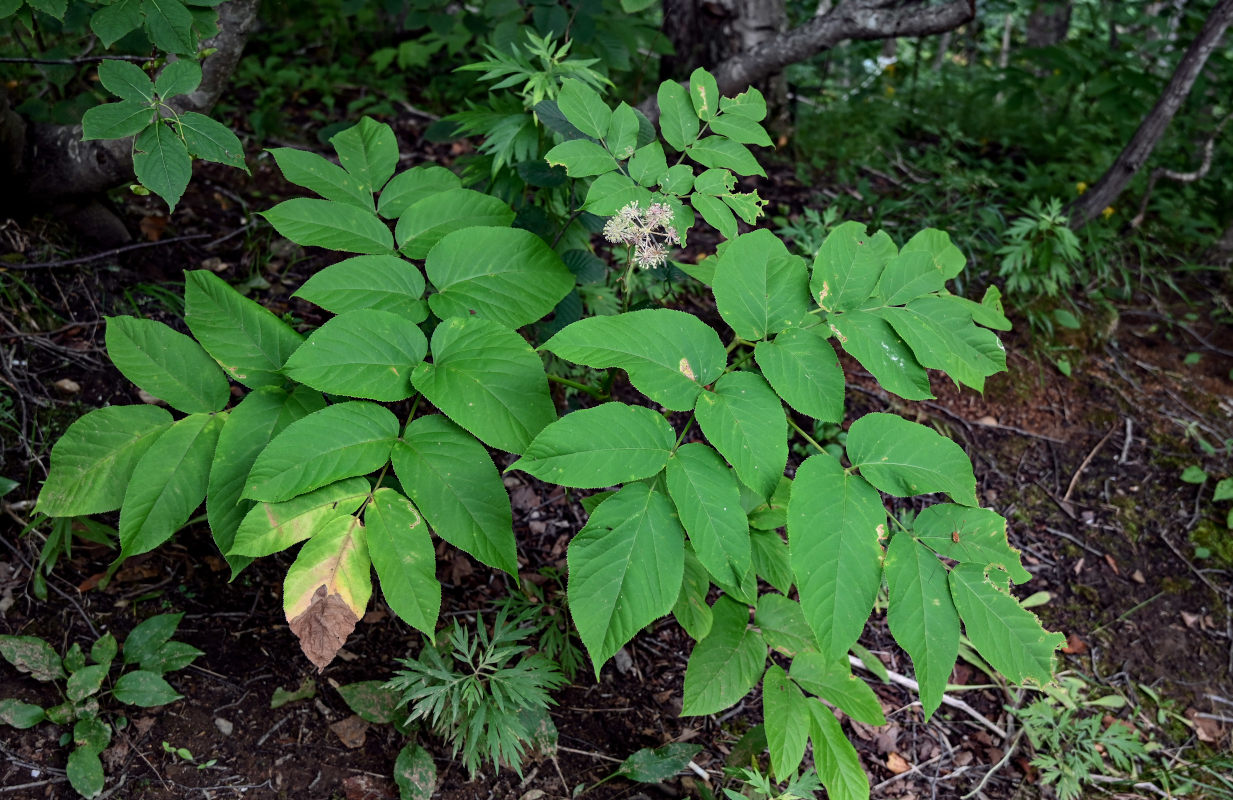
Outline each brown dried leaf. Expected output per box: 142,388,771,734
1061,633,1088,654
288,585,360,672
330,714,370,749
886,752,911,775
342,773,395,800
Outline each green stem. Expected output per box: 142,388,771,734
547,372,605,400
786,416,826,455
725,349,754,373
672,413,696,451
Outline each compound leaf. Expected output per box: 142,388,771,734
712,229,809,341
230,477,370,558
811,221,896,312
754,327,845,423
913,504,1031,584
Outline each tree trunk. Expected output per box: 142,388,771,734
1025,0,1072,48
1066,0,1233,229
0,0,260,213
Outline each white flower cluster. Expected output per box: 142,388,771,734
601,201,682,270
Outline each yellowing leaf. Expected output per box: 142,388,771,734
284,514,372,671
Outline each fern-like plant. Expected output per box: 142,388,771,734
386,608,566,778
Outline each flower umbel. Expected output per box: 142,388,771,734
602,201,681,270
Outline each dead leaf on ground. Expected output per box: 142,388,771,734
1131,569,1146,584
1180,611,1202,629
886,752,911,774
330,715,370,749
133,716,156,735
139,215,167,241
1184,708,1225,743
1061,633,1088,654
341,773,395,800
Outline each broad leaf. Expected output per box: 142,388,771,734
67,747,104,799
294,254,427,323
627,141,667,186
656,80,698,151
139,641,202,674
261,198,394,254
410,316,555,454
688,67,720,120
673,547,714,641
665,443,751,589
545,309,725,411
105,315,230,413
949,564,1063,685
133,122,191,211
875,249,946,306
846,413,978,506
283,309,426,401
113,669,182,706
37,405,172,516
763,664,809,780
691,193,737,240
122,612,182,665
913,504,1031,583
712,229,810,341
617,743,702,782
244,402,399,503
81,100,154,140
872,299,1004,391
185,269,303,388
695,371,786,500
394,188,514,259
67,666,106,699
807,700,870,800
426,227,573,327
207,386,324,571
755,593,817,658
568,483,684,675
544,139,618,177
331,117,398,192
681,596,764,715
512,403,674,488
0,635,65,682
687,136,765,177
0,699,45,729
583,171,652,215
750,528,793,595
118,413,224,559
556,78,611,139
98,59,154,102
230,477,370,558
811,221,896,312
91,0,141,45
337,681,402,724
365,488,440,639
828,310,932,400
789,652,885,725
709,114,772,147
284,513,371,671
754,328,844,423
788,454,885,661
141,0,195,53
899,228,965,281
394,742,437,800
153,59,200,98
884,534,959,720
392,414,518,575
606,102,640,159
178,112,247,170
269,147,372,210
378,165,461,219
719,86,767,120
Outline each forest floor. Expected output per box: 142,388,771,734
1,116,1232,800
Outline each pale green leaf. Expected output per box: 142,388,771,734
750,528,793,594
283,309,426,401
709,114,772,146
394,742,437,800
106,315,230,413
365,488,439,639
788,454,885,661
884,534,959,720
755,593,818,658
688,68,720,120
67,747,104,798
627,141,667,186
713,229,810,341
0,635,65,681
811,221,896,312
392,414,518,576
378,165,460,219
755,328,845,423
657,80,698,151
666,443,751,589
846,412,978,506
261,198,394,254
512,402,674,488
544,139,618,177
568,483,684,675
269,147,372,210
394,188,515,259
808,700,870,800
871,298,1004,391
605,102,640,159
294,254,427,322
583,171,653,215
695,371,786,499
899,228,966,281
681,595,764,715
331,116,398,192
789,652,885,725
243,401,398,503
691,193,737,240
556,78,611,139
875,249,946,306
763,664,809,780
282,513,371,670
410,316,555,454
828,310,932,400
230,477,370,558
0,699,45,729
913,504,1031,583
687,136,765,177
719,86,767,120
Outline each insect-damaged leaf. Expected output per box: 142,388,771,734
284,514,372,671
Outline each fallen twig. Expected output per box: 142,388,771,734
4,233,212,270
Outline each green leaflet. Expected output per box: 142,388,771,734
293,254,427,323
67,746,105,798
763,664,810,780
98,59,154,102
90,0,142,46
871,300,1003,391
426,227,574,328
556,78,611,139
691,193,737,240
681,595,765,716
811,221,896,312
261,197,395,254
755,593,818,659
788,454,885,662
153,59,200,99
807,700,870,800
544,139,618,177
606,102,640,159
331,116,399,193
627,141,668,186
719,86,767,120
184,269,304,389
673,547,714,641
365,488,440,640
688,67,720,120
105,315,230,413
243,401,399,503
544,308,725,411
122,613,182,666
177,112,247,170
512,403,675,488
875,249,946,306
119,413,224,560
665,442,751,589
750,528,793,595
391,414,518,576
744,476,791,531
410,316,555,454
394,742,437,800
827,310,932,401
378,165,461,219
269,147,373,211
695,371,786,500
394,188,515,259
709,114,772,147
81,100,154,141
568,483,684,676
712,229,810,341
133,122,191,211
789,652,885,725
282,309,427,401
846,412,978,506
37,405,172,517
949,563,1064,686
229,477,370,558
584,172,653,215
206,386,325,572
884,534,959,720
0,635,64,681
913,503,1031,584
687,136,766,177
899,227,966,281
657,80,698,151
754,328,845,423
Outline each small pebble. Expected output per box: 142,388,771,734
214,718,233,736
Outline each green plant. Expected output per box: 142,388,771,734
0,613,201,798
502,568,585,680
719,766,822,800
161,740,217,769
386,608,566,778
34,66,1062,798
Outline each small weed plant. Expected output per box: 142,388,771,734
386,608,566,778
36,62,1063,797
0,614,200,798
